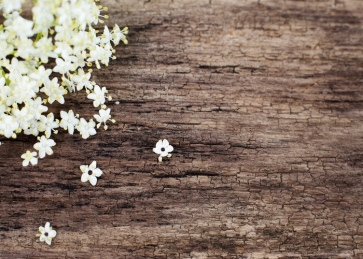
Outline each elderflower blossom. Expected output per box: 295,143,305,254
153,139,174,162
93,108,115,130
80,161,103,186
59,110,79,135
21,150,38,166
37,222,56,246
76,118,97,139
0,0,128,166
33,135,56,159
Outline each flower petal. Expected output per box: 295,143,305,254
44,222,50,231
22,160,29,166
49,230,57,238
89,161,97,169
162,139,169,147
81,173,89,182
153,147,161,154
89,175,97,186
93,168,102,177
155,140,163,149
166,145,173,152
160,151,169,157
80,165,88,173
39,149,45,159
45,237,52,245
30,157,38,165
68,125,74,135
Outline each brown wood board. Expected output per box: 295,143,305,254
1,0,363,258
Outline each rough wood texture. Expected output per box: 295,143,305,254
1,0,363,258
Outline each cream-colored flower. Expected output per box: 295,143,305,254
21,150,38,166
37,222,56,245
80,161,103,186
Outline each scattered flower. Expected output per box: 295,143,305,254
80,161,103,186
153,139,174,162
21,150,38,166
37,222,56,245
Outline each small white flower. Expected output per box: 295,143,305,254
87,85,107,107
33,135,56,159
0,114,20,138
153,139,174,162
1,0,24,14
6,15,34,40
60,110,79,134
71,68,93,91
80,161,103,186
93,108,114,130
76,118,96,139
38,113,59,138
37,222,56,246
21,150,38,166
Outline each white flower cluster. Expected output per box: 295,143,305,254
0,0,127,166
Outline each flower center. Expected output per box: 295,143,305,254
88,171,93,175
44,232,49,237
161,147,165,152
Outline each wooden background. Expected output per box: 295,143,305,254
1,0,363,258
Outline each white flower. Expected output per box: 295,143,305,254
76,118,96,139
1,0,24,14
87,85,107,107
93,108,114,130
41,77,67,104
59,110,79,134
71,68,93,91
112,25,128,45
0,114,19,138
37,222,56,246
153,139,174,162
80,161,103,186
53,57,74,75
21,150,38,166
38,113,59,138
34,37,57,63
25,97,48,120
6,15,34,40
12,107,33,130
33,135,56,159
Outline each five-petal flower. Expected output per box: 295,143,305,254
80,161,103,186
21,150,38,166
38,222,57,245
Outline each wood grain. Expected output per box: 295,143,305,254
1,0,363,258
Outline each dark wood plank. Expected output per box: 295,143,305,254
1,0,363,258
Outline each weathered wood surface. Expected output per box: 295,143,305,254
2,0,363,258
